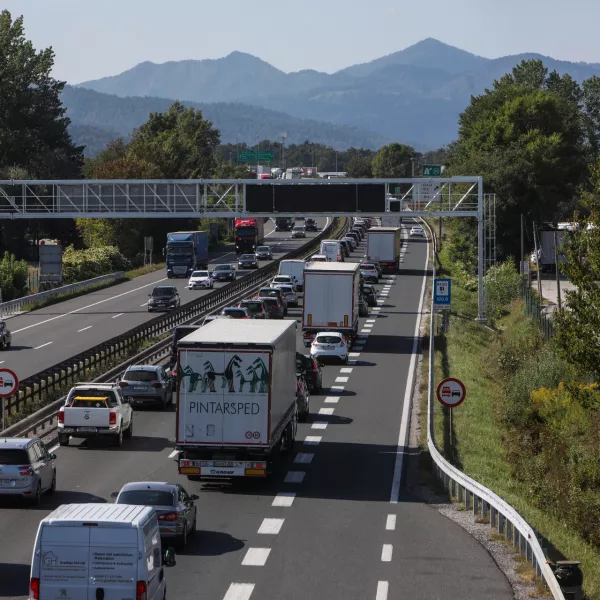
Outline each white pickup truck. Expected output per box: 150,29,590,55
58,383,134,447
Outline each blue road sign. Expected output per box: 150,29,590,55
434,278,451,309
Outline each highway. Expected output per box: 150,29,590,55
0,222,512,600
2,218,328,381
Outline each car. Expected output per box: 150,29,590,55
410,225,426,237
442,386,451,397
362,284,377,307
221,307,250,319
261,296,284,319
351,228,364,240
310,254,330,262
339,240,351,257
296,374,310,422
0,437,56,503
271,274,296,291
346,232,360,245
452,389,461,398
342,236,357,250
255,245,273,260
292,225,306,238
294,216,304,220
310,332,349,364
119,365,173,410
202,314,233,326
187,270,213,289
296,353,323,394
371,261,383,277
148,286,180,312
211,264,236,281
358,295,369,317
239,299,268,319
113,482,198,547
258,287,288,315
359,264,379,283
305,218,317,231
0,320,11,350
238,254,259,269
274,284,298,308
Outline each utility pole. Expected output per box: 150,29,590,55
554,230,562,310
281,132,286,173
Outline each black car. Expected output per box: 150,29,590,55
261,296,284,319
305,218,317,231
211,264,236,281
359,295,369,317
362,284,377,307
148,286,180,312
296,374,310,422
346,232,360,245
296,353,323,394
339,240,351,257
238,254,258,269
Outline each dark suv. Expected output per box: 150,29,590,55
296,353,323,394
148,286,180,312
305,218,317,231
211,264,236,281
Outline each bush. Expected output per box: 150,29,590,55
486,259,522,319
0,251,28,301
62,246,132,283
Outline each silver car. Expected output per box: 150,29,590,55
0,437,56,504
274,284,298,308
0,320,11,350
114,482,198,547
119,365,173,410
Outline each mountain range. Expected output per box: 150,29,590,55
66,38,600,155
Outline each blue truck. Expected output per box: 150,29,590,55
165,231,209,278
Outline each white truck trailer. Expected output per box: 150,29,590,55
302,262,360,347
175,319,298,479
367,226,402,274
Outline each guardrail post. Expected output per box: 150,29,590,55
490,506,497,528
481,500,488,520
457,484,464,503
465,488,471,511
513,529,520,550
472,494,479,516
505,519,513,542
451,478,456,498
519,533,526,557
497,513,505,535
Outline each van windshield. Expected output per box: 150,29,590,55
118,490,175,506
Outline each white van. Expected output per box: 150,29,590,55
320,240,343,262
29,503,175,600
279,259,308,292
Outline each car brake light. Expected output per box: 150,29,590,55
136,581,148,600
158,512,179,521
58,409,64,424
119,381,128,388
30,577,40,600
151,382,162,388
109,411,117,425
340,339,346,347
19,465,33,476
312,339,318,346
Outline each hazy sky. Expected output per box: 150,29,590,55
3,0,599,83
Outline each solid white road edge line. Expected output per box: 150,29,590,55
222,583,255,600
389,226,429,504
376,581,389,600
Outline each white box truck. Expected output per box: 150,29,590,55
175,319,298,479
279,259,309,292
29,503,175,600
367,226,402,274
302,262,360,347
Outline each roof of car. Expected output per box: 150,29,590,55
119,481,177,493
154,285,176,290
72,383,115,390
316,331,343,337
125,365,161,372
0,437,35,449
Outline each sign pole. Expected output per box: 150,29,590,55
1,397,4,432
449,406,453,448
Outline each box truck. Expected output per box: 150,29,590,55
367,226,402,273
175,319,298,479
165,230,209,278
302,262,360,347
29,503,175,600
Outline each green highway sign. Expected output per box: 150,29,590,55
422,165,442,177
392,186,401,195
238,150,256,162
257,151,275,162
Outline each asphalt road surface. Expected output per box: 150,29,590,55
0,220,512,600
2,218,328,380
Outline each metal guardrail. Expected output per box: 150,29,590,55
0,272,125,318
1,218,344,435
421,218,565,599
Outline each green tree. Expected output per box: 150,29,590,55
372,143,417,178
582,76,600,157
0,251,28,301
345,156,373,178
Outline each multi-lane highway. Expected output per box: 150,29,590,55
0,221,512,600
2,218,328,380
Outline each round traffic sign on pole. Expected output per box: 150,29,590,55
436,377,466,407
0,368,19,397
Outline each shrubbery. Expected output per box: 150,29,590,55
0,251,28,301
62,246,131,283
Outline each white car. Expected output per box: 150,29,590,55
271,274,296,291
410,226,425,237
188,270,214,289
310,332,349,364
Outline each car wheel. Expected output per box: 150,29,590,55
125,418,133,439
179,522,188,548
114,427,124,447
58,434,70,447
49,471,56,494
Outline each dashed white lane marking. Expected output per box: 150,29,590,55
360,330,371,334
0,361,4,365
272,492,296,507
335,376,349,383
376,581,389,600
372,307,381,311
319,407,334,415
330,385,345,393
168,449,178,459
311,422,328,429
242,548,271,566
386,514,397,530
223,583,255,600
304,436,322,446
340,367,353,373
294,453,314,464
77,326,92,332
35,341,53,350
349,352,360,357
258,518,284,535
366,319,377,323
284,471,305,483
112,313,124,319
324,396,339,403
381,544,393,562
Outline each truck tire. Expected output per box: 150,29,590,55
58,434,70,447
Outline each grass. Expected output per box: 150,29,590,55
125,262,166,279
423,230,600,600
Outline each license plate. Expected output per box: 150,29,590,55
78,427,97,432
133,386,145,390
325,345,335,350
0,479,13,486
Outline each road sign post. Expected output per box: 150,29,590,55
436,376,466,448
422,165,442,177
433,278,451,310
0,367,19,432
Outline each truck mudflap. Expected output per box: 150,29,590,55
179,460,268,477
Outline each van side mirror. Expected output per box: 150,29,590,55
110,491,118,499
191,494,199,500
163,547,176,567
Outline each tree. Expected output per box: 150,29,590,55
372,143,417,178
582,76,600,157
345,156,373,178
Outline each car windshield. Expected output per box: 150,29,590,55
236,226,256,236
215,265,231,271
316,336,341,344
293,227,304,230
191,271,208,278
240,255,255,260
0,449,29,465
273,276,289,282
67,389,118,406
124,370,158,382
278,286,293,293
223,309,245,317
118,490,175,506
260,288,280,297
257,246,270,252
152,288,174,297
166,247,192,257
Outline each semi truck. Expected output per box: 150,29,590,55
275,217,293,231
367,226,402,274
175,319,298,479
234,218,265,254
302,262,360,347
165,231,209,278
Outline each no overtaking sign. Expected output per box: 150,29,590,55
0,368,18,397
